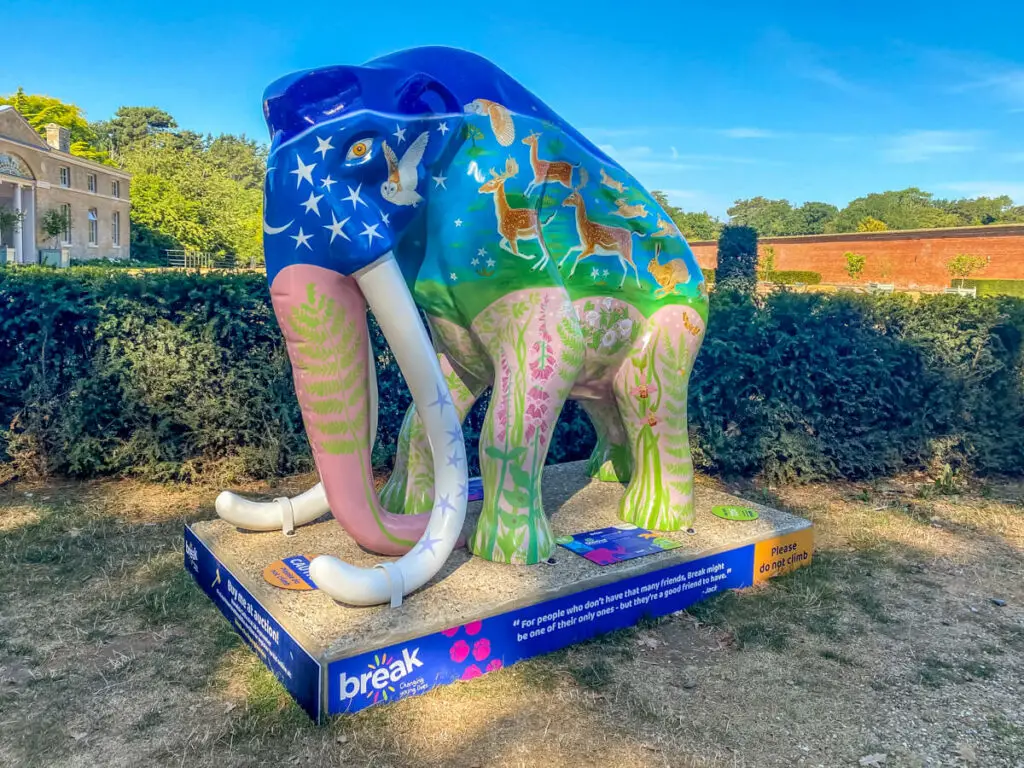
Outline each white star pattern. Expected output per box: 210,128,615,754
291,227,313,250
359,221,383,244
290,155,316,188
433,175,447,189
450,272,458,281
301,191,324,215
320,175,336,191
382,212,391,225
437,122,449,135
342,184,367,210
591,267,600,279
477,247,487,257
486,258,496,268
454,218,463,227
314,135,334,158
471,258,480,266
393,125,406,144
602,269,610,278
323,212,350,243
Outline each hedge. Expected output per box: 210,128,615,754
962,279,1024,298
769,270,822,285
2,267,1022,484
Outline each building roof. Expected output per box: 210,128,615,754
0,105,131,179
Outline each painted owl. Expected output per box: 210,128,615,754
463,98,515,146
380,131,430,206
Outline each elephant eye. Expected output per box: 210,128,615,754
345,138,374,163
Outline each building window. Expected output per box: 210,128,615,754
111,180,120,198
87,173,96,193
59,166,71,187
60,204,72,244
112,211,121,246
88,209,98,245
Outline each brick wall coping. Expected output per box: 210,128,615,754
688,223,1024,247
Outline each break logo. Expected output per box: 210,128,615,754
338,648,423,703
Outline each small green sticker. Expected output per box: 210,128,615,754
711,505,759,522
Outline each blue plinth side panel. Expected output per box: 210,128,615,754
184,527,323,720
326,544,755,714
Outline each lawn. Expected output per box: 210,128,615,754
0,471,1021,767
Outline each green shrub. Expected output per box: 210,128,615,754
770,271,822,285
962,279,1024,298
715,225,758,291
2,269,1022,484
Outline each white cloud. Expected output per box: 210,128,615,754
941,182,1024,202
598,144,700,173
763,28,872,96
923,48,1024,112
719,127,779,139
883,130,979,163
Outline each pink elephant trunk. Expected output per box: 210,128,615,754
270,264,430,555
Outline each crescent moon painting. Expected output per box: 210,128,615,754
263,219,293,235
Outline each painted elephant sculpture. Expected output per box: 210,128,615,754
216,46,708,607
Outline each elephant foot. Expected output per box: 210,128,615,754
470,502,555,564
619,488,695,531
586,439,631,483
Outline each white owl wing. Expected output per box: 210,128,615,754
397,131,429,190
383,141,400,184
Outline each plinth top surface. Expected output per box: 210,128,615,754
191,462,810,660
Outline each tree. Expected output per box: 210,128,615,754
726,197,797,237
206,134,267,190
651,191,723,241
936,195,1024,226
118,135,262,264
39,208,69,248
90,106,177,154
844,251,866,281
946,253,988,288
0,206,24,247
856,216,888,232
0,88,107,162
831,188,959,232
716,225,758,291
791,201,839,235
758,245,776,281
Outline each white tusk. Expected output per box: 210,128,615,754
214,329,378,534
215,483,329,533
308,253,468,607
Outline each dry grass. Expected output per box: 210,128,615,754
1,471,1021,767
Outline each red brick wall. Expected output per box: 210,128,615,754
689,225,1024,289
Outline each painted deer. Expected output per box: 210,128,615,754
479,157,555,270
560,170,643,287
599,167,626,193
612,198,649,219
522,132,576,196
653,217,678,237
648,242,691,298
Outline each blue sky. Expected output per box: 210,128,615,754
3,0,1022,217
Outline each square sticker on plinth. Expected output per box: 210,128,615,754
556,524,682,566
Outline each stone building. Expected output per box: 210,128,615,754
0,105,130,263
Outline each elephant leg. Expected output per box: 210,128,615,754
580,398,632,483
612,305,705,530
470,288,584,564
379,353,484,514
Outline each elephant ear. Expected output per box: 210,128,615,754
263,66,362,144
396,73,460,116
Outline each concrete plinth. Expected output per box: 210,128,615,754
185,461,813,720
